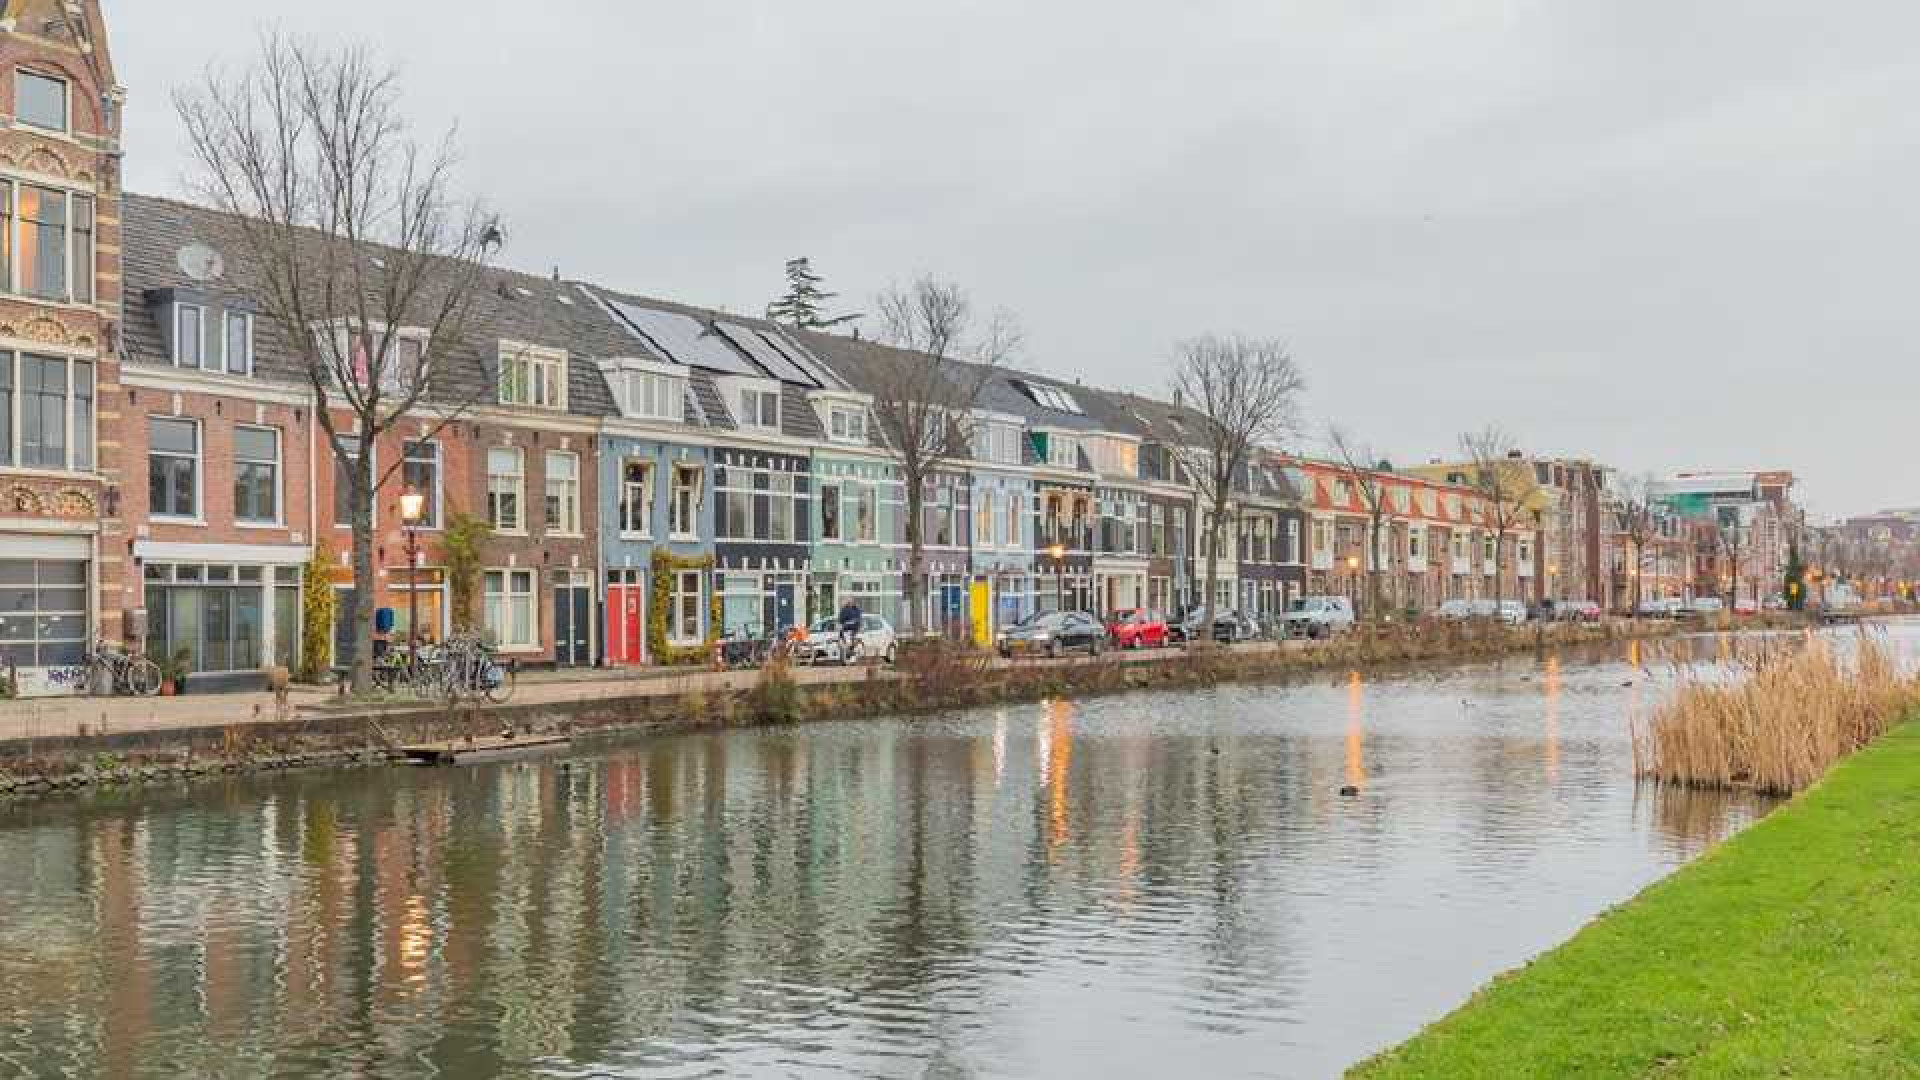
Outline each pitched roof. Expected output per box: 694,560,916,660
120,192,627,419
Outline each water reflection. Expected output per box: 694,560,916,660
4,626,1888,1078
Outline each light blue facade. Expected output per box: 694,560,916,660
597,433,715,660
968,467,1036,632
808,451,901,626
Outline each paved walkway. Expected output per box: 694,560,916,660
0,645,1214,743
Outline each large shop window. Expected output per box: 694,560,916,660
0,559,86,670
149,416,199,519
0,352,92,471
483,569,535,648
144,564,301,674
487,447,524,532
0,182,93,304
403,440,441,528
234,425,280,524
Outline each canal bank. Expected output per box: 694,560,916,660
1352,713,1920,1076
0,617,1751,800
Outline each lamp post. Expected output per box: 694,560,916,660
1048,543,1066,612
1346,553,1360,619
399,489,425,667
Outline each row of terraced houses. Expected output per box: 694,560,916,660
0,2,1802,694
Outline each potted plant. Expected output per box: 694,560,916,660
159,648,192,697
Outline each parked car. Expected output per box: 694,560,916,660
1496,600,1528,625
1686,597,1725,617
1106,608,1169,649
1733,600,1759,616
1283,596,1357,639
1436,598,1477,620
795,614,897,666
1565,600,1603,622
998,611,1106,658
1180,608,1263,643
1635,598,1684,618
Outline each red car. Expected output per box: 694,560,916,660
1107,608,1169,649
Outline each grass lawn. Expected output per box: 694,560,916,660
1351,722,1920,1079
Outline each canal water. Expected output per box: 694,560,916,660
0,633,1813,1078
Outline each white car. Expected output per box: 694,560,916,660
1436,599,1476,620
795,614,897,665
1498,600,1528,625
1283,596,1355,639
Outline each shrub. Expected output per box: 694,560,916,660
744,655,803,723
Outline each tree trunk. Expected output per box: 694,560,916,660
1201,507,1222,634
1631,539,1643,613
1491,531,1505,614
903,475,926,637
1368,514,1384,624
348,448,376,693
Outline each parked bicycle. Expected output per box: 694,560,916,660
81,640,161,697
437,635,514,704
372,644,447,698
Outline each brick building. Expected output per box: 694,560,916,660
0,2,121,693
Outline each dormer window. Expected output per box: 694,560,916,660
829,404,867,444
174,304,206,368
1045,432,1080,469
223,311,253,375
602,358,686,423
739,386,780,431
498,340,566,409
15,70,68,133
316,320,429,394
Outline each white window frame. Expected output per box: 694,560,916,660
14,69,69,133
669,568,704,645
498,340,568,410
174,304,206,369
402,438,442,530
2,351,92,473
619,458,653,537
544,449,581,535
669,463,701,540
487,446,525,533
820,481,843,543
1045,432,1079,470
828,404,868,444
149,415,201,521
223,311,254,376
232,423,282,526
483,568,538,650
2,182,93,305
737,385,780,432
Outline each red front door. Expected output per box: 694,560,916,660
608,584,645,665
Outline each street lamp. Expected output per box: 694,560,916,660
399,488,426,664
1048,543,1066,612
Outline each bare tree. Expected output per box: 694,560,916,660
1612,471,1660,614
1458,426,1540,615
871,276,1021,636
177,36,503,691
1713,510,1750,609
1327,426,1392,623
1169,336,1307,636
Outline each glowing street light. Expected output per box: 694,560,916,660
399,489,426,662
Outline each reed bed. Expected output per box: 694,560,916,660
1633,631,1920,795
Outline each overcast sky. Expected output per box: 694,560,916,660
112,1,1920,519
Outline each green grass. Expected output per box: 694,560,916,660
1352,722,1920,1079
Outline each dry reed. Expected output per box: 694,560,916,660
1632,631,1920,795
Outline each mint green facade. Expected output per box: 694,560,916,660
807,453,903,626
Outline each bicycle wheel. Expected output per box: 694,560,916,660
123,657,161,697
482,661,515,705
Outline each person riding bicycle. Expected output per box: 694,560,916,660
837,599,863,658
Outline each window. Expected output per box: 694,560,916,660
224,312,253,375
1046,433,1079,469
483,569,536,648
149,417,199,519
20,353,67,468
768,473,795,542
670,464,700,537
498,342,566,409
14,70,67,132
738,386,780,430
1003,491,1021,547
545,451,580,534
829,405,867,443
619,460,652,535
487,447,524,532
0,559,86,669
332,443,370,528
971,421,1022,465
1285,519,1301,563
855,485,877,543
820,482,841,541
233,426,280,524
1408,527,1423,559
977,492,994,549
402,440,441,529
174,304,204,368
670,570,703,644
616,367,684,422
18,185,72,301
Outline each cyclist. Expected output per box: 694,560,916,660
837,598,863,659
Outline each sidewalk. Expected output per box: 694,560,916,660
0,648,1128,744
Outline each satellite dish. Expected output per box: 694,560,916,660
176,242,225,283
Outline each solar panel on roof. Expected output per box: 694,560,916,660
714,322,820,387
605,300,759,377
755,329,838,387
